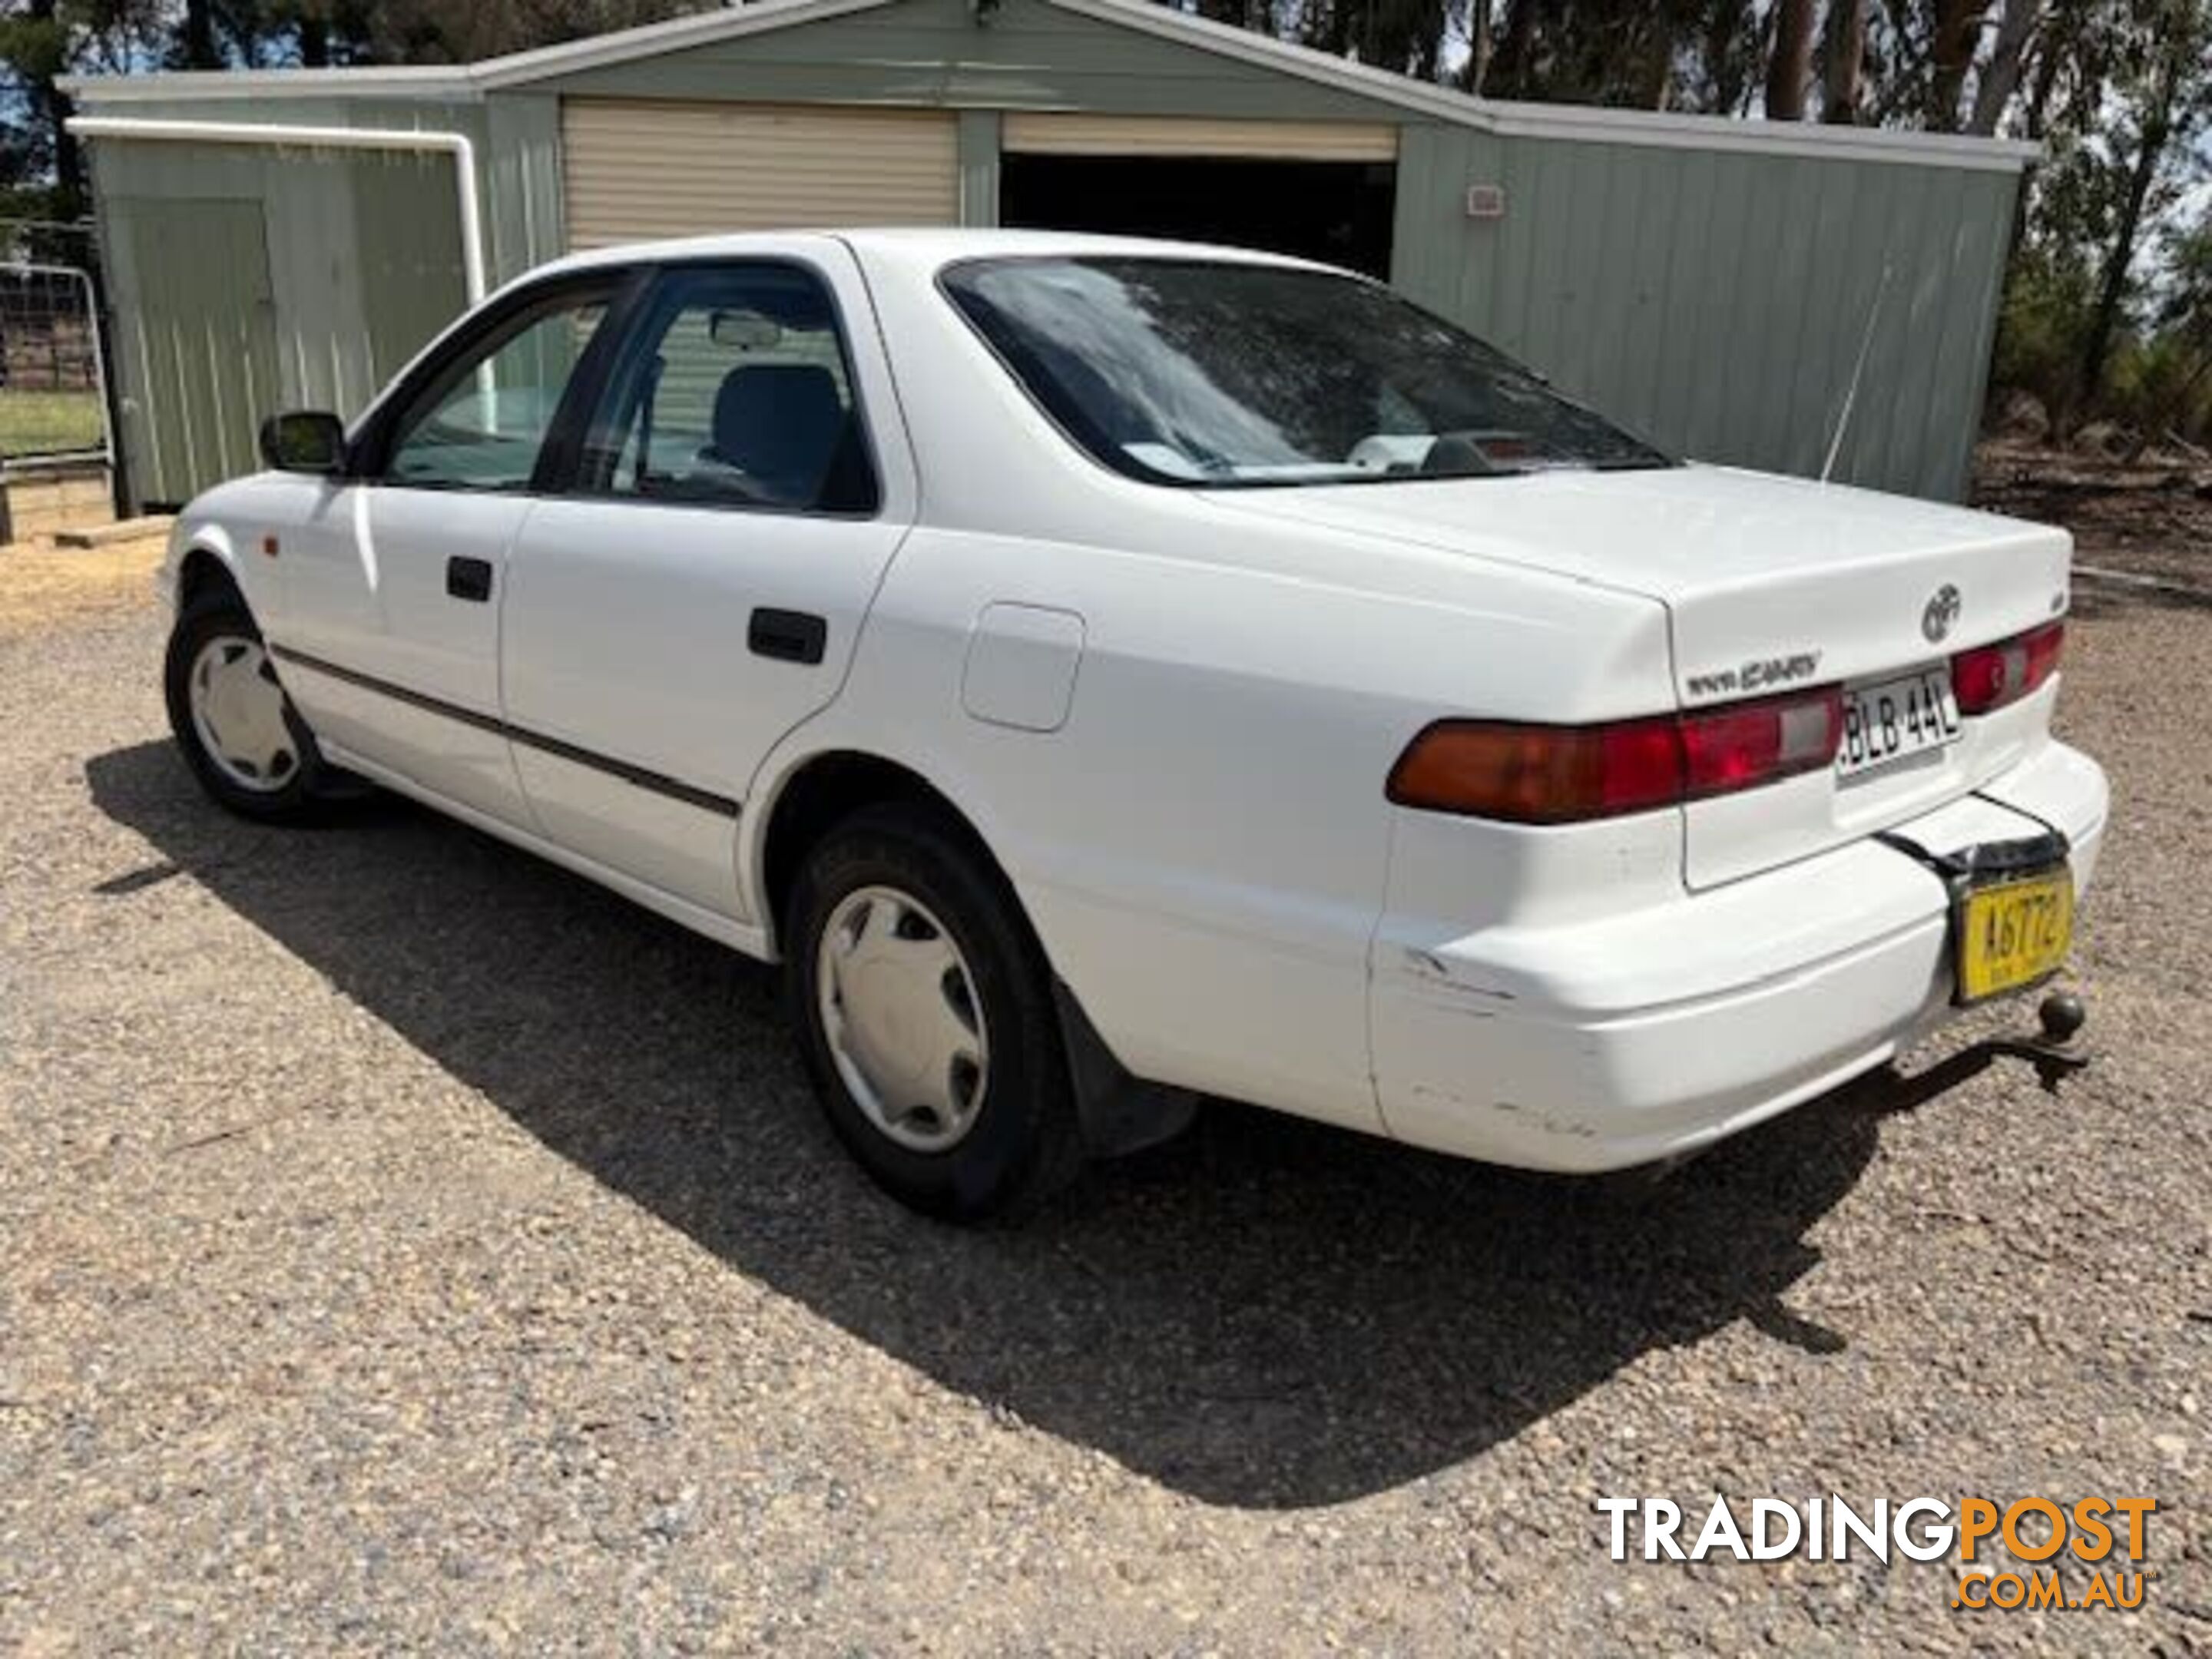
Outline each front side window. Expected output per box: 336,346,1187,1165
941,257,1671,487
577,263,877,515
382,289,611,491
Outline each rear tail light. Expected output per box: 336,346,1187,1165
1386,686,1843,824
1951,621,2064,716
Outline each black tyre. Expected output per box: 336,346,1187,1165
164,588,342,820
786,802,1083,1221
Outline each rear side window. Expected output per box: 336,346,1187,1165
575,263,878,515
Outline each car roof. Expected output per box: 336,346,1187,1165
539,227,1342,280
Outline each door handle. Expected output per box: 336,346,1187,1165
446,556,494,603
749,608,827,665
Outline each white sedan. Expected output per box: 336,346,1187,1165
161,229,2108,1218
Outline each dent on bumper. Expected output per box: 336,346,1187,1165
1370,740,2110,1171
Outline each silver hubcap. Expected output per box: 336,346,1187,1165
187,635,298,793
816,885,989,1154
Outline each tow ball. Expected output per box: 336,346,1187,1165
1982,989,2091,1092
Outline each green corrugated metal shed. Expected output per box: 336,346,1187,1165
64,0,2035,511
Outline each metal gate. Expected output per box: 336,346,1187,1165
0,230,115,542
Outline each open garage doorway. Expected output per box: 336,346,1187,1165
998,116,1397,279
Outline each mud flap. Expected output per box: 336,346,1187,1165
1051,979,1200,1157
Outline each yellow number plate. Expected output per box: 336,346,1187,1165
1955,869,2074,1004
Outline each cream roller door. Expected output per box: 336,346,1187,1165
561,99,960,248
1001,114,1397,162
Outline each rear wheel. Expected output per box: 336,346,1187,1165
164,591,340,820
786,802,1081,1220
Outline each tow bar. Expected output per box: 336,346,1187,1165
1889,988,2092,1108
1985,988,2091,1092
1871,826,2092,1091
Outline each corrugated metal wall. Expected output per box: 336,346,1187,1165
1389,124,2017,501
84,91,567,508
109,196,280,492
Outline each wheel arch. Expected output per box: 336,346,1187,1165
171,520,257,618
176,543,243,611
750,746,1195,1157
753,748,1012,957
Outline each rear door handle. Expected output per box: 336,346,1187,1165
749,608,826,665
446,556,493,603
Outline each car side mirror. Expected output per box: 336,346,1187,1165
259,410,346,476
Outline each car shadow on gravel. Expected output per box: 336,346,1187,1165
90,739,1889,1508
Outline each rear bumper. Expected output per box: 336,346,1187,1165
1369,740,2109,1171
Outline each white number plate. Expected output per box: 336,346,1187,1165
1836,668,1962,780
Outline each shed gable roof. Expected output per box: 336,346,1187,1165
65,0,2038,171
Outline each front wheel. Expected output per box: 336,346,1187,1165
786,803,1082,1221
164,593,339,820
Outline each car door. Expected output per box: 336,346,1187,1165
274,271,635,826
499,248,915,922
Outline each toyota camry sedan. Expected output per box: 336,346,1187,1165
161,229,2108,1219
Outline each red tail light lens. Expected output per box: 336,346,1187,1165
1387,687,1843,823
1679,690,1843,799
1952,621,2064,716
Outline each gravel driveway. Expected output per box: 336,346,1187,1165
1,551,2206,1654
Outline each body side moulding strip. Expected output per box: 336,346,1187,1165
270,641,742,817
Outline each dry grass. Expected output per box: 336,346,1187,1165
0,532,167,634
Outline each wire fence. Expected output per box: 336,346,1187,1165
0,220,118,542
0,220,108,462
0,264,108,463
